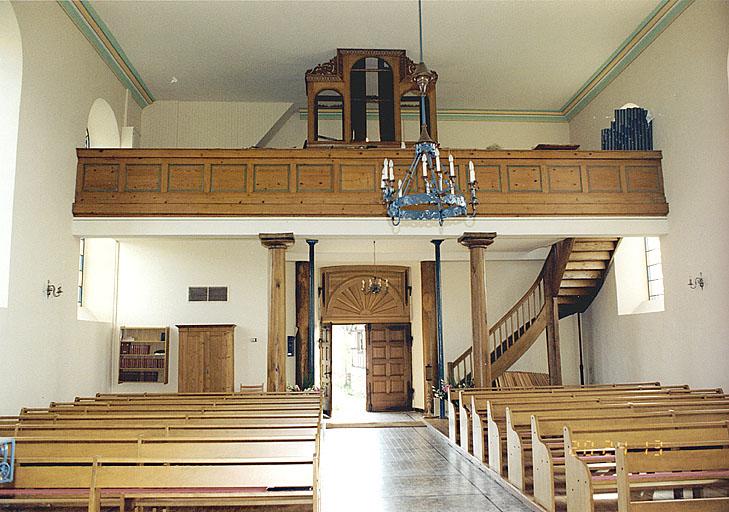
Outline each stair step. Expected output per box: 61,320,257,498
572,241,615,251
563,270,603,279
557,296,580,304
569,251,612,261
566,261,607,270
576,237,619,242
560,279,599,288
559,288,594,296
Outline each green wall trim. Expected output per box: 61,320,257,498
57,0,154,108
300,109,567,123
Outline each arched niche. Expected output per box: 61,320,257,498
314,89,344,142
87,98,120,148
0,0,23,307
349,57,395,142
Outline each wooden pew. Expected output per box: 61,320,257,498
615,442,729,511
469,388,724,461
457,385,692,450
446,382,663,445
504,401,729,492
0,392,324,511
555,421,729,512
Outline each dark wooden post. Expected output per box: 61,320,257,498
420,261,436,417
260,233,295,392
543,238,574,386
295,261,309,389
458,232,497,388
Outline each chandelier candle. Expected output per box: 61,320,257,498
381,0,479,225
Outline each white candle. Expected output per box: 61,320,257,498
382,159,388,180
435,152,442,174
421,155,428,177
397,179,402,197
448,154,455,177
469,161,475,183
388,159,394,181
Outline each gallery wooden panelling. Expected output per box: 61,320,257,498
73,148,668,217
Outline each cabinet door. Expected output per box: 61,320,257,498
178,329,205,392
204,329,234,392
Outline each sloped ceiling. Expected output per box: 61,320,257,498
86,0,665,113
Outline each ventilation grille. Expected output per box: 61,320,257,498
188,286,228,302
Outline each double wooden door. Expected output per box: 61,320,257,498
321,323,412,415
177,324,235,392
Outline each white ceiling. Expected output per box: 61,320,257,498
89,0,661,110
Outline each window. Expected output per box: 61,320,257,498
0,2,22,308
644,236,664,300
77,238,86,306
615,237,665,315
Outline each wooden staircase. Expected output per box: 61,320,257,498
557,238,619,319
447,237,619,386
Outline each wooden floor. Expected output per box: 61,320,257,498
320,426,531,511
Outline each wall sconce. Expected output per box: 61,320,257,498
46,280,63,298
688,272,705,290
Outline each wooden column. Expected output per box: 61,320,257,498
420,261,437,417
260,233,295,392
458,232,497,388
295,261,309,389
543,238,572,386
545,296,563,386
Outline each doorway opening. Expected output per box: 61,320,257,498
332,324,366,418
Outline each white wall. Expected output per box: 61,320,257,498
141,100,293,148
0,1,141,415
268,114,571,150
115,239,271,392
572,1,729,391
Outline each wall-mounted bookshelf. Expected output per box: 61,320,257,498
118,326,170,384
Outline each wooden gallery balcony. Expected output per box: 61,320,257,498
73,148,667,217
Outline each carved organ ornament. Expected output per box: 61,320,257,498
306,49,438,147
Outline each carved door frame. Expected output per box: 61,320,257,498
319,265,411,416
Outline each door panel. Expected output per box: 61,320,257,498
204,330,234,392
178,329,204,393
366,324,412,412
320,324,332,416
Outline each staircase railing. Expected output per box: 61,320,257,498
447,347,472,387
489,273,546,363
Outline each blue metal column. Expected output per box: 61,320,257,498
306,239,318,389
431,239,445,418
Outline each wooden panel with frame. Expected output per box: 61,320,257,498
177,324,235,393
74,148,667,217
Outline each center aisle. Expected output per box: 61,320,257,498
319,426,531,512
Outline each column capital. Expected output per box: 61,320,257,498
457,232,497,249
259,232,295,249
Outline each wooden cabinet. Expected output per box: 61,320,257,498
118,326,170,384
177,324,235,392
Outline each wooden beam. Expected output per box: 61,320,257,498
545,296,563,385
458,232,497,388
420,261,436,416
295,262,309,389
260,233,295,392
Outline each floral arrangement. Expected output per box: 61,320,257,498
286,384,320,393
431,379,451,401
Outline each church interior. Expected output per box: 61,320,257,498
1,0,728,510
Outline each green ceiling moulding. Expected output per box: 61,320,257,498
563,0,694,120
58,0,155,108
